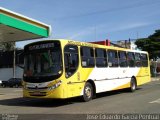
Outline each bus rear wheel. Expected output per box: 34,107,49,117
82,82,93,102
130,77,137,92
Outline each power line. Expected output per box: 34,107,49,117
53,0,160,20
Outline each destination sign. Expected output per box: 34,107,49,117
28,43,54,50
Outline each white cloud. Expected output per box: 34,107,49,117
68,26,95,39
108,22,152,32
68,22,152,40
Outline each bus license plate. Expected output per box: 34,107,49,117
32,91,41,95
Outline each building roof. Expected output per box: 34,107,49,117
0,7,51,42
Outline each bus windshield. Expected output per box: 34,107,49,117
23,41,62,82
24,50,62,77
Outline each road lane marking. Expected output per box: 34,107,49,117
14,89,23,92
149,98,160,104
0,94,5,96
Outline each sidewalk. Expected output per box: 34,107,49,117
151,77,160,81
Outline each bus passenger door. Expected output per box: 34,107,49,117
64,45,79,97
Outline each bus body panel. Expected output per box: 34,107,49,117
23,39,151,99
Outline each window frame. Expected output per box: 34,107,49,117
95,48,108,67
80,46,95,68
118,51,128,67
127,52,135,67
108,50,119,67
141,53,148,67
64,45,79,78
135,53,142,67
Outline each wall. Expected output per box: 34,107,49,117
0,66,23,81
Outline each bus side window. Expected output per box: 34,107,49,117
64,45,79,78
141,53,148,67
118,51,128,67
135,53,142,67
95,48,107,67
80,47,95,68
127,52,135,67
108,50,118,67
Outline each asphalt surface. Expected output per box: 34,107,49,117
0,80,160,120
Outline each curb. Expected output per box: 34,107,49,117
151,78,160,81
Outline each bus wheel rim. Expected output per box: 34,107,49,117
85,86,91,98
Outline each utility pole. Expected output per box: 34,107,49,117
13,42,16,78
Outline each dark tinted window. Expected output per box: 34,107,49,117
127,52,135,67
64,45,79,78
95,48,107,67
108,50,118,67
141,53,148,67
80,47,95,67
135,53,142,67
118,51,128,67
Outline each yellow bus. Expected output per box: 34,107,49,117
23,39,151,101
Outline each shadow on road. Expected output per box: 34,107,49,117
0,97,73,107
0,88,142,108
95,87,141,99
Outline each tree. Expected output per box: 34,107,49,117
0,42,15,51
135,29,160,59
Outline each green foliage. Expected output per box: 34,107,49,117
135,29,160,59
0,42,15,51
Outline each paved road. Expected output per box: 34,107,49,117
0,80,160,120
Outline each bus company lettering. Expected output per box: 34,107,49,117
68,40,98,47
29,43,54,50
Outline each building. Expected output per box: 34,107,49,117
0,50,24,80
0,7,51,80
112,39,138,50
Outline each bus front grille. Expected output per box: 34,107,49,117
29,91,47,96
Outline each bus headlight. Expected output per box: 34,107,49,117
48,80,62,90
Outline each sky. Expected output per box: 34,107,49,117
1,0,160,48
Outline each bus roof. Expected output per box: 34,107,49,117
0,7,51,43
24,39,148,54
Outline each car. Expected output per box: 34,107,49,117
1,78,22,88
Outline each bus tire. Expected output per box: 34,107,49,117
82,82,93,102
130,77,137,92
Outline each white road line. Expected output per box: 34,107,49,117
151,79,160,81
0,94,5,96
14,89,23,92
149,98,160,103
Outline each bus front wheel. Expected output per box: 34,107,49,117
83,82,93,102
130,77,137,92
